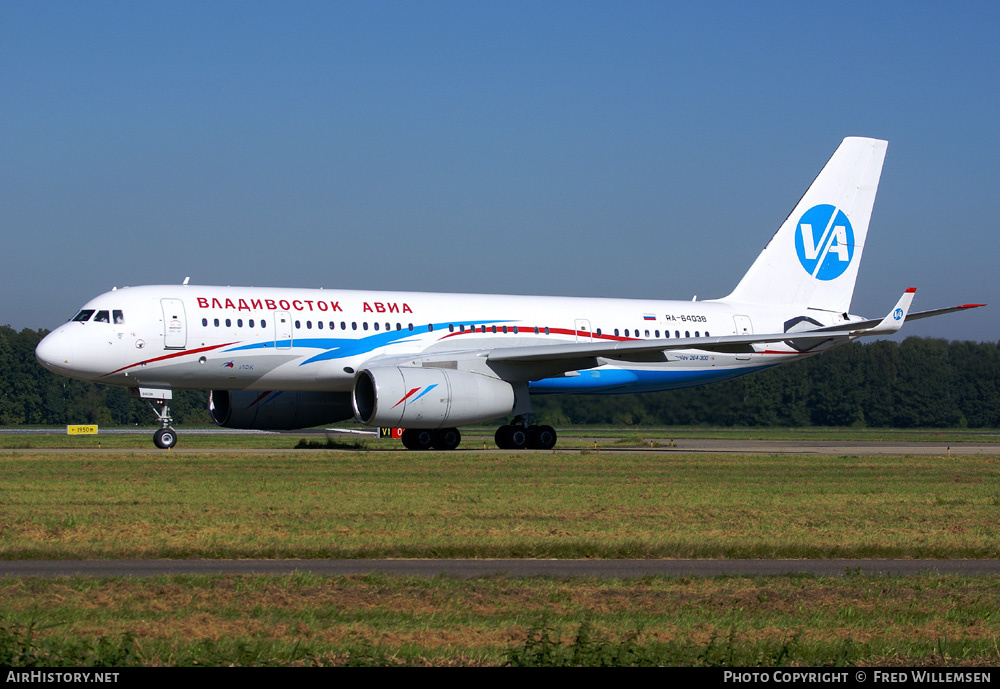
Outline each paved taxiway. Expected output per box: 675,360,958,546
4,439,998,455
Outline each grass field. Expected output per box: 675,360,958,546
1,439,998,666
1,451,997,559
3,572,1000,666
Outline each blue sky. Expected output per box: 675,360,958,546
3,1,998,342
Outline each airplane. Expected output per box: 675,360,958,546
35,137,984,451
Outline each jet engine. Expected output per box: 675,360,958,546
353,366,515,428
209,390,354,430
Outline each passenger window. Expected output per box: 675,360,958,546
202,318,208,327
449,324,454,333
214,318,220,327
408,323,414,331
307,321,312,330
93,310,110,323
226,319,232,327
72,310,95,322
238,319,243,328
261,320,267,328
363,322,369,331
317,321,323,330
295,320,300,329
249,319,255,328
614,329,619,337
513,326,519,334
352,322,357,330
373,322,379,331
428,324,434,332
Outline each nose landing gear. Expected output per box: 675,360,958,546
149,400,177,449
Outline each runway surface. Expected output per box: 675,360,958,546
3,559,999,578
3,439,997,455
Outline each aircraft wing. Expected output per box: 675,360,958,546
490,290,984,368
488,328,846,364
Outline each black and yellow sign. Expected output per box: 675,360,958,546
67,425,98,435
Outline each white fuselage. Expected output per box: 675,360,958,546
35,284,844,397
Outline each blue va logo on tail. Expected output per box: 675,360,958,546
794,204,854,281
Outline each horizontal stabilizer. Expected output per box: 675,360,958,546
905,303,987,322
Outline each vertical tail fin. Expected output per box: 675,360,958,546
723,137,888,314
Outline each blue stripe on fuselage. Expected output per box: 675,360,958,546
224,320,503,365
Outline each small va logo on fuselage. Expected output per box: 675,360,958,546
794,204,854,281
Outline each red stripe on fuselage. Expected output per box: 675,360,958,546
100,342,239,378
437,326,637,342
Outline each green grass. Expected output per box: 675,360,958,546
1,573,999,666
1,451,998,559
3,441,1000,666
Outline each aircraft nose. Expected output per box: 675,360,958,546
35,329,74,373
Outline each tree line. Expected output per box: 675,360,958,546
3,325,998,428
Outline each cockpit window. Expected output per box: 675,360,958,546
113,310,124,324
72,310,95,322
93,310,110,323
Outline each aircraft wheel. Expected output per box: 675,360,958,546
401,428,434,450
496,425,529,450
528,425,557,450
153,428,177,449
432,428,461,451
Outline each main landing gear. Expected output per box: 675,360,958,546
494,417,557,450
401,427,461,451
149,400,178,449
399,419,558,451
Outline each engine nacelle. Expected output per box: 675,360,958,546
353,367,515,428
209,390,354,430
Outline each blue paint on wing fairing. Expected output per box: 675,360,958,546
530,365,775,394
529,369,640,392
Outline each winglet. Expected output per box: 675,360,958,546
865,287,917,335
